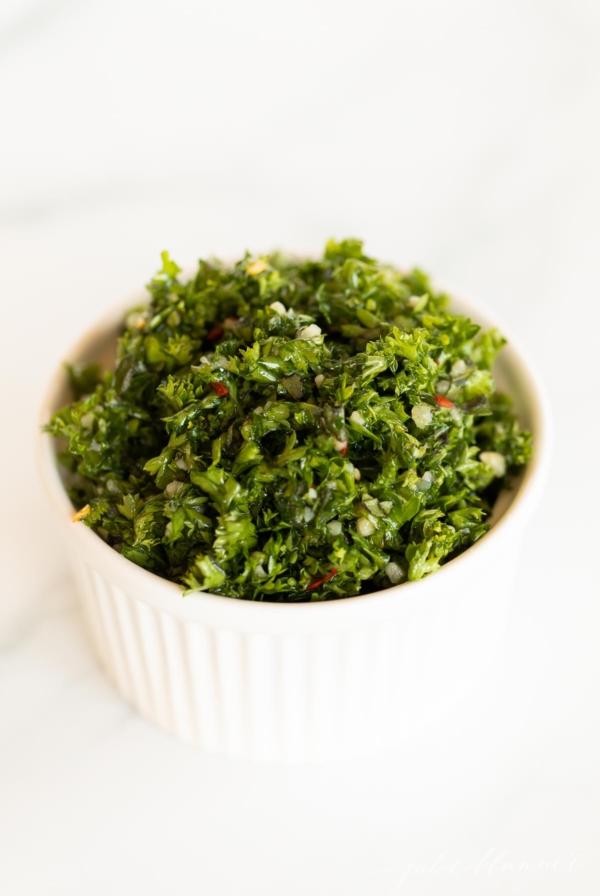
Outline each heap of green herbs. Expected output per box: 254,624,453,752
48,240,532,601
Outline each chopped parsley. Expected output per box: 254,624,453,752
47,239,532,601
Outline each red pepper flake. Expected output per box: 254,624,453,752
434,394,454,408
207,325,224,340
307,568,338,591
211,381,229,397
340,443,348,456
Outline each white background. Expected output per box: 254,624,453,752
1,1,600,893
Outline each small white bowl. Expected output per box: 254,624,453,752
38,285,551,762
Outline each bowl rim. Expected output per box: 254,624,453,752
37,274,552,631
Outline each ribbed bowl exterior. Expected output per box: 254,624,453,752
69,546,515,762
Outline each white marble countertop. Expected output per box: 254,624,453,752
1,1,599,893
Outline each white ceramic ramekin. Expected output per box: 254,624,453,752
38,287,550,762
